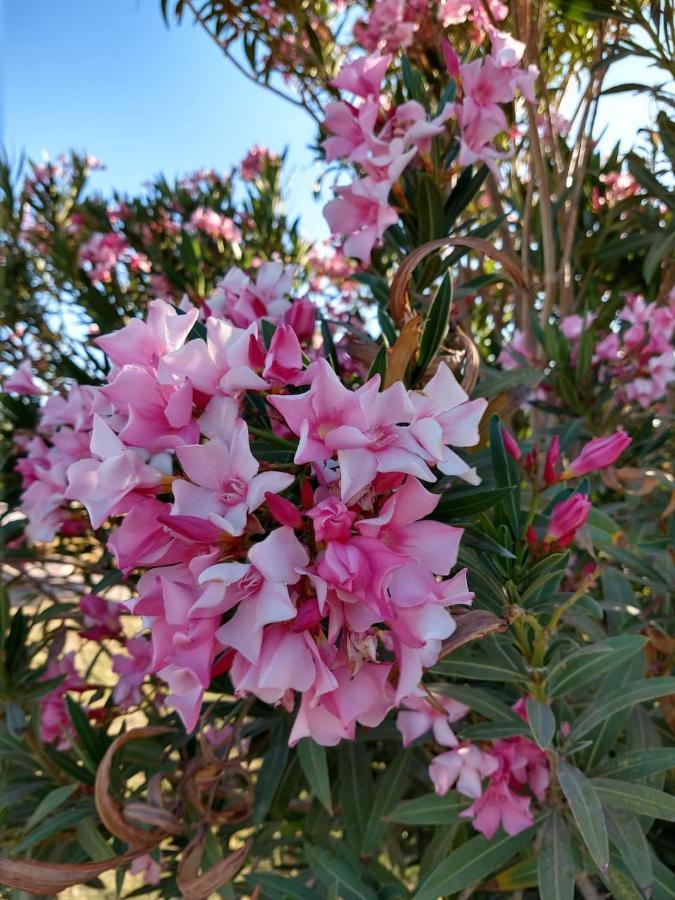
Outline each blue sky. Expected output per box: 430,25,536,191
1,0,328,235
1,0,656,240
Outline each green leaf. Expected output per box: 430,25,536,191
537,812,575,900
643,229,675,283
489,415,520,535
592,778,675,821
592,747,675,781
414,823,536,899
597,866,644,900
13,803,91,854
569,677,675,742
546,635,647,698
526,698,556,749
605,808,652,890
652,850,675,900
76,817,114,861
557,763,608,870
434,684,524,723
434,486,516,520
297,738,332,814
416,173,444,245
246,873,319,900
65,696,108,766
304,845,377,900
364,750,410,852
389,791,464,825
462,721,530,740
253,722,290,824
575,328,594,383
319,312,340,374
432,654,527,684
339,741,374,850
415,274,452,378
367,343,387,383
22,784,78,834
582,654,645,770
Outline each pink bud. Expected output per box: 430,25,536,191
567,431,632,477
284,298,316,343
544,494,591,544
265,491,302,528
502,427,521,461
442,39,461,80
544,435,560,485
307,496,356,542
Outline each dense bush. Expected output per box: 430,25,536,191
0,0,673,897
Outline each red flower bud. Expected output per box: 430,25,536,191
544,435,560,485
502,427,522,461
265,491,302,528
544,494,591,544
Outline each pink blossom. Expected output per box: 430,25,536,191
196,527,309,664
307,496,356,542
205,263,294,327
172,420,293,535
398,689,469,747
188,207,242,243
3,360,42,395
283,298,316,343
430,743,499,797
130,854,161,886
95,299,198,371
331,53,392,99
240,145,278,180
324,177,398,263
79,592,122,641
39,652,87,750
112,637,152,708
65,415,165,528
78,232,128,283
566,431,632,476
460,770,534,838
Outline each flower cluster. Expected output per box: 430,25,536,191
594,292,675,408
422,696,549,838
78,231,150,284
44,267,487,743
13,383,98,541
322,35,536,261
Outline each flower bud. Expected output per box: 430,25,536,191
566,430,631,477
543,435,560,485
544,494,591,544
284,298,316,343
502,427,521,461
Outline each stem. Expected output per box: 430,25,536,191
526,104,557,321
547,565,601,633
247,425,299,451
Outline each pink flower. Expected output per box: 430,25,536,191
3,360,41,395
240,145,278,180
39,652,88,750
271,358,432,501
79,593,122,641
205,263,294,328
460,771,533,838
66,416,165,528
308,496,356,542
331,54,392,99
566,431,632,476
430,743,499,797
196,527,309,664
172,419,293,536
130,853,161,886
397,689,469,747
262,324,307,386
284,298,316,343
560,312,593,341
95,299,198,371
356,476,463,576
324,177,399,263
409,363,488,485
112,637,152,708
188,207,242,243
544,494,591,545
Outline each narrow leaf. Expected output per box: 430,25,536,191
557,763,608,870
